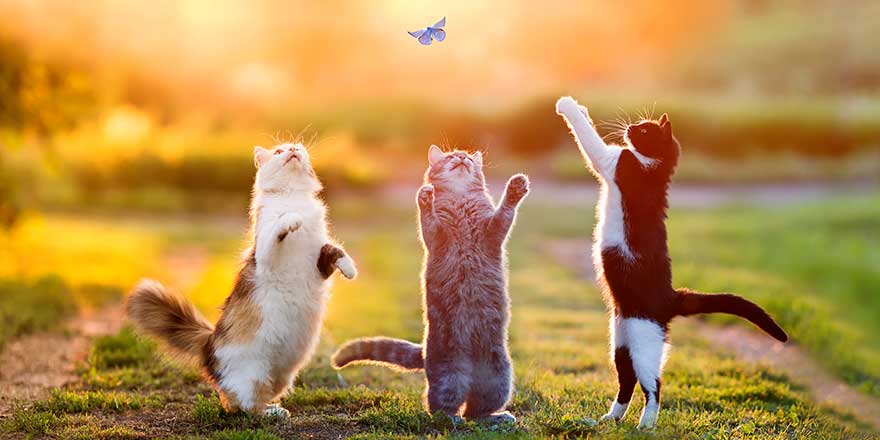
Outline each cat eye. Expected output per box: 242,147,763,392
274,150,283,155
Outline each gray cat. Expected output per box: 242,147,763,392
332,145,529,424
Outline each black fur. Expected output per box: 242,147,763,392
603,119,787,342
558,98,788,427
613,347,637,405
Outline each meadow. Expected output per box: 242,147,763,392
1,191,878,439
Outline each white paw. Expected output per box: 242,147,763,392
485,411,516,426
263,403,290,419
335,255,357,279
280,213,302,233
556,96,592,123
637,413,657,429
555,96,583,116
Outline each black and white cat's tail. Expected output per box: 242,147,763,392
675,288,788,342
331,337,424,372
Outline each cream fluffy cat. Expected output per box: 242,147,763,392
127,143,356,418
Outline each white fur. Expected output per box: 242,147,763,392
263,403,290,418
556,96,621,180
631,149,658,168
335,255,357,279
556,97,634,262
214,143,355,414
602,400,630,421
611,316,668,429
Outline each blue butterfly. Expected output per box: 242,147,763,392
408,17,446,45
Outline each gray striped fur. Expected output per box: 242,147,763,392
332,147,528,422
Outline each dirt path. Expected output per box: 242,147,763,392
544,238,880,431
0,304,126,415
0,244,210,416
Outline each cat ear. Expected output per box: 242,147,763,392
659,113,673,137
428,145,445,166
254,146,271,168
472,151,483,167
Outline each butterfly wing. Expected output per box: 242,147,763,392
418,29,434,45
408,29,426,39
432,28,446,42
432,17,446,28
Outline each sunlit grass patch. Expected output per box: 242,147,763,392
0,275,76,349
81,327,203,392
37,389,165,414
58,422,144,440
6,409,60,435
189,394,277,434
283,386,392,415
181,429,284,440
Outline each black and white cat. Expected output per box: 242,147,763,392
555,97,788,429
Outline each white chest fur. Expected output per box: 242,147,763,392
252,193,331,350
593,152,634,264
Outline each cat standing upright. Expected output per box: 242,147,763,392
127,143,357,417
332,145,529,424
555,97,787,429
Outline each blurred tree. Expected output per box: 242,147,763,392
0,151,21,229
0,36,96,135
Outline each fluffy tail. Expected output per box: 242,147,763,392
331,337,424,372
676,288,788,342
126,279,214,362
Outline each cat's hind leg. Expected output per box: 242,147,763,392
621,318,668,429
601,346,637,422
462,350,514,424
424,360,472,419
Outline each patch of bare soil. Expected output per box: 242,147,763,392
543,238,880,431
0,244,211,418
0,304,126,415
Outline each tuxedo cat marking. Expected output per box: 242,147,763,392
556,97,787,429
332,146,529,425
127,143,356,418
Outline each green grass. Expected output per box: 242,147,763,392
2,195,878,438
0,275,76,349
670,196,880,396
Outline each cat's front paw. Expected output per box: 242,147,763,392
418,184,434,208
277,213,303,241
555,96,590,120
335,255,357,280
505,174,530,204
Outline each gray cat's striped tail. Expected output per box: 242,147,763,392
331,337,424,372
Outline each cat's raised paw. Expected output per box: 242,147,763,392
279,213,303,234
505,174,530,203
335,255,357,279
418,184,435,207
